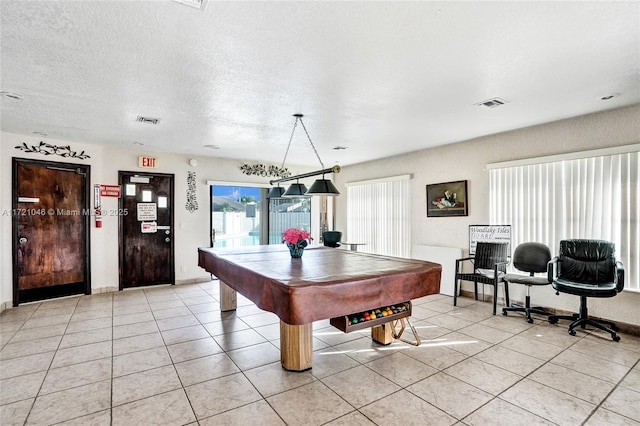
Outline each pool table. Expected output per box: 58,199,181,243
198,244,441,371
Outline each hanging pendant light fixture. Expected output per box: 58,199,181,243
266,185,285,199
306,175,340,196
282,180,308,197
266,114,340,198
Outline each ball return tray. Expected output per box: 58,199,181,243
329,301,421,346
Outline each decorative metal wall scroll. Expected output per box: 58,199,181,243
240,163,291,178
15,141,91,160
185,171,198,213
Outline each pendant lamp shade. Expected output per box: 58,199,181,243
267,186,285,198
283,182,309,197
306,178,340,196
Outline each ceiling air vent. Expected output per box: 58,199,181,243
136,116,161,125
475,97,509,109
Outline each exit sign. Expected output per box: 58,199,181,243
138,156,157,168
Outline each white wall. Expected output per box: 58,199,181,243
0,132,315,309
2,105,638,323
333,105,640,326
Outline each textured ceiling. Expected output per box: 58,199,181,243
1,1,639,168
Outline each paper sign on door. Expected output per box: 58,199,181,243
137,203,157,221
141,221,157,233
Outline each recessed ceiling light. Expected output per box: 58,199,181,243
32,131,48,136
475,97,509,108
1,91,23,100
601,93,621,100
333,146,348,150
204,144,220,150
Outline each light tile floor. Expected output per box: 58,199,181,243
1,281,639,425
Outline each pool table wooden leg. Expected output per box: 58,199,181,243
219,280,237,311
280,321,313,371
371,322,394,345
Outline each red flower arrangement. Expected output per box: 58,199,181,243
282,228,313,249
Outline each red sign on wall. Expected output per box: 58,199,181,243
100,184,121,197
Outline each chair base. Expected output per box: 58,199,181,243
501,288,551,324
502,303,552,324
548,295,620,341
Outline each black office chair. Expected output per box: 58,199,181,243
502,242,552,323
454,242,510,315
547,239,625,341
322,231,342,248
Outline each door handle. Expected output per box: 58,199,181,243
165,237,170,243
19,237,27,244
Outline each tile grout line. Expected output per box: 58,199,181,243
581,357,640,426
2,288,639,425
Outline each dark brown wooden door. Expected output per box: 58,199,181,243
119,172,174,288
12,159,91,306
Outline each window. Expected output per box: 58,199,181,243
346,174,411,257
125,184,136,196
141,190,152,202
269,197,311,245
489,147,639,291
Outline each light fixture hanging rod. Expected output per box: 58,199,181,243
270,165,341,185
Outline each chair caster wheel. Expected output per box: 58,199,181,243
502,310,507,316
548,318,558,324
612,335,620,342
527,318,534,324
569,330,576,336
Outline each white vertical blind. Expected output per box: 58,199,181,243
346,175,411,257
490,151,639,291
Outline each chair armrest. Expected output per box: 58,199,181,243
495,260,509,268
492,260,509,275
547,257,558,283
455,256,474,273
494,262,508,279
615,261,625,292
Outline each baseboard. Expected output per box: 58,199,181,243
458,291,640,337
93,286,119,294
175,276,213,285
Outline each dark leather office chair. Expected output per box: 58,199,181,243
454,242,510,315
502,242,552,323
547,239,624,341
322,231,342,248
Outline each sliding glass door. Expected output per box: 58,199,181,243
211,185,265,248
210,184,314,248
